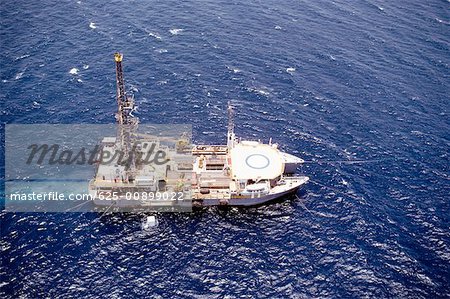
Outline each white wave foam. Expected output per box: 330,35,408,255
15,72,24,80
148,32,162,40
169,28,184,35
202,131,215,135
275,25,282,30
89,22,96,29
83,64,89,70
435,17,450,25
14,54,30,61
155,49,168,53
286,67,296,73
69,68,79,75
227,66,241,73
250,88,270,96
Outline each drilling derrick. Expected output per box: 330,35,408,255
114,53,138,175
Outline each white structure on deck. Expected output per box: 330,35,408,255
230,142,284,180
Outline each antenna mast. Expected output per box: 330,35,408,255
227,101,236,149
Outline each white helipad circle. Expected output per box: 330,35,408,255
245,154,270,169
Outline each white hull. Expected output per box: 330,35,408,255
90,176,308,208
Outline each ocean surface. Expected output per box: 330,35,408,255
1,0,449,297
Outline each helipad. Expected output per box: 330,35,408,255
230,143,284,180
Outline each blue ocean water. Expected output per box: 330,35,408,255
1,0,449,297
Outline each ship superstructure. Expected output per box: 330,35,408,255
89,53,308,209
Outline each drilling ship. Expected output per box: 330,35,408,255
88,53,309,209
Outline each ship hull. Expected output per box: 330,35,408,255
90,178,308,209
199,183,302,207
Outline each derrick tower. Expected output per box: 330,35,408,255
114,52,138,173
